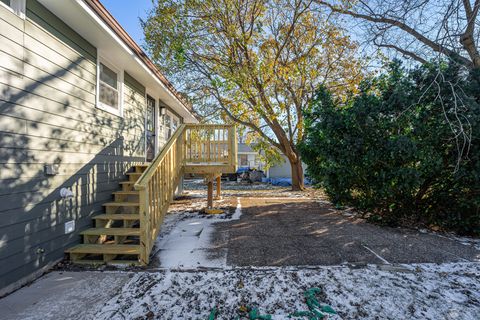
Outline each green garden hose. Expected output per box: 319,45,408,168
288,288,336,320
206,287,335,320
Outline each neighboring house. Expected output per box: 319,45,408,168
237,143,266,171
267,156,306,179
0,0,198,295
237,143,306,178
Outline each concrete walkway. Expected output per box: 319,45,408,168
211,198,480,266
0,271,131,320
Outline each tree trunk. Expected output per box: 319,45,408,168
289,157,305,191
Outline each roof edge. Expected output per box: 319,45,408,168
83,0,194,115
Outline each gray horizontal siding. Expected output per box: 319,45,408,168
125,72,145,95
26,0,96,63
0,175,123,212
0,0,147,291
0,159,131,180
0,240,79,289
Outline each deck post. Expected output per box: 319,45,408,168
215,175,222,200
207,180,213,208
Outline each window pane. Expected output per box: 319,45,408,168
100,63,117,89
99,82,118,109
240,154,248,166
146,98,155,131
0,0,11,7
165,115,171,139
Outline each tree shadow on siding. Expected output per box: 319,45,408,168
0,55,146,289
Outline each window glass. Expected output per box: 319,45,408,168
99,63,119,109
240,154,248,166
99,83,118,108
146,97,155,131
165,115,171,140
1,0,26,17
100,63,117,89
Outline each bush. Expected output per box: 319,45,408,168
299,62,480,235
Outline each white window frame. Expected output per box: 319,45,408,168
96,56,124,117
0,0,26,19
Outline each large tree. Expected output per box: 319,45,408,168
315,0,480,69
143,0,364,190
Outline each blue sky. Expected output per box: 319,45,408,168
101,0,153,46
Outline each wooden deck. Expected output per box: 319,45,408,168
66,124,237,265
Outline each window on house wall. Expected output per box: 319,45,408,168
164,114,171,140
240,154,248,166
0,0,25,17
97,59,123,117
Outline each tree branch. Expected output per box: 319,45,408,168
315,0,475,68
460,0,480,67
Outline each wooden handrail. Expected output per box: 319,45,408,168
134,124,186,190
133,123,236,264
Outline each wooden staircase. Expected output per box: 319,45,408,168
66,164,149,265
66,124,237,266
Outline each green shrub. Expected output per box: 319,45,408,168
299,62,480,235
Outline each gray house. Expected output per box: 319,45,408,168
237,143,306,179
237,143,266,171
0,0,198,295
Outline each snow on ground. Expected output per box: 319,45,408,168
152,197,242,268
95,263,480,320
183,179,321,199
430,232,480,252
109,188,480,319
3,181,476,320
185,179,279,190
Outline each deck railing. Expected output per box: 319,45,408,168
134,124,236,264
184,124,236,165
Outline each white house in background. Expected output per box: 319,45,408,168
237,143,266,171
237,143,306,178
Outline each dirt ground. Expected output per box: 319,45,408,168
215,198,479,266
175,179,480,267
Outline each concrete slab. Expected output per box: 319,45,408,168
0,271,131,320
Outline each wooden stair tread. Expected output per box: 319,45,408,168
93,214,140,220
70,259,140,265
112,191,139,195
103,202,139,207
80,228,140,236
119,181,135,185
66,244,141,254
126,172,142,175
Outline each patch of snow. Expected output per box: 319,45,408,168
232,197,242,220
443,235,480,252
185,179,279,191
95,262,480,320
154,197,242,268
418,230,480,259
